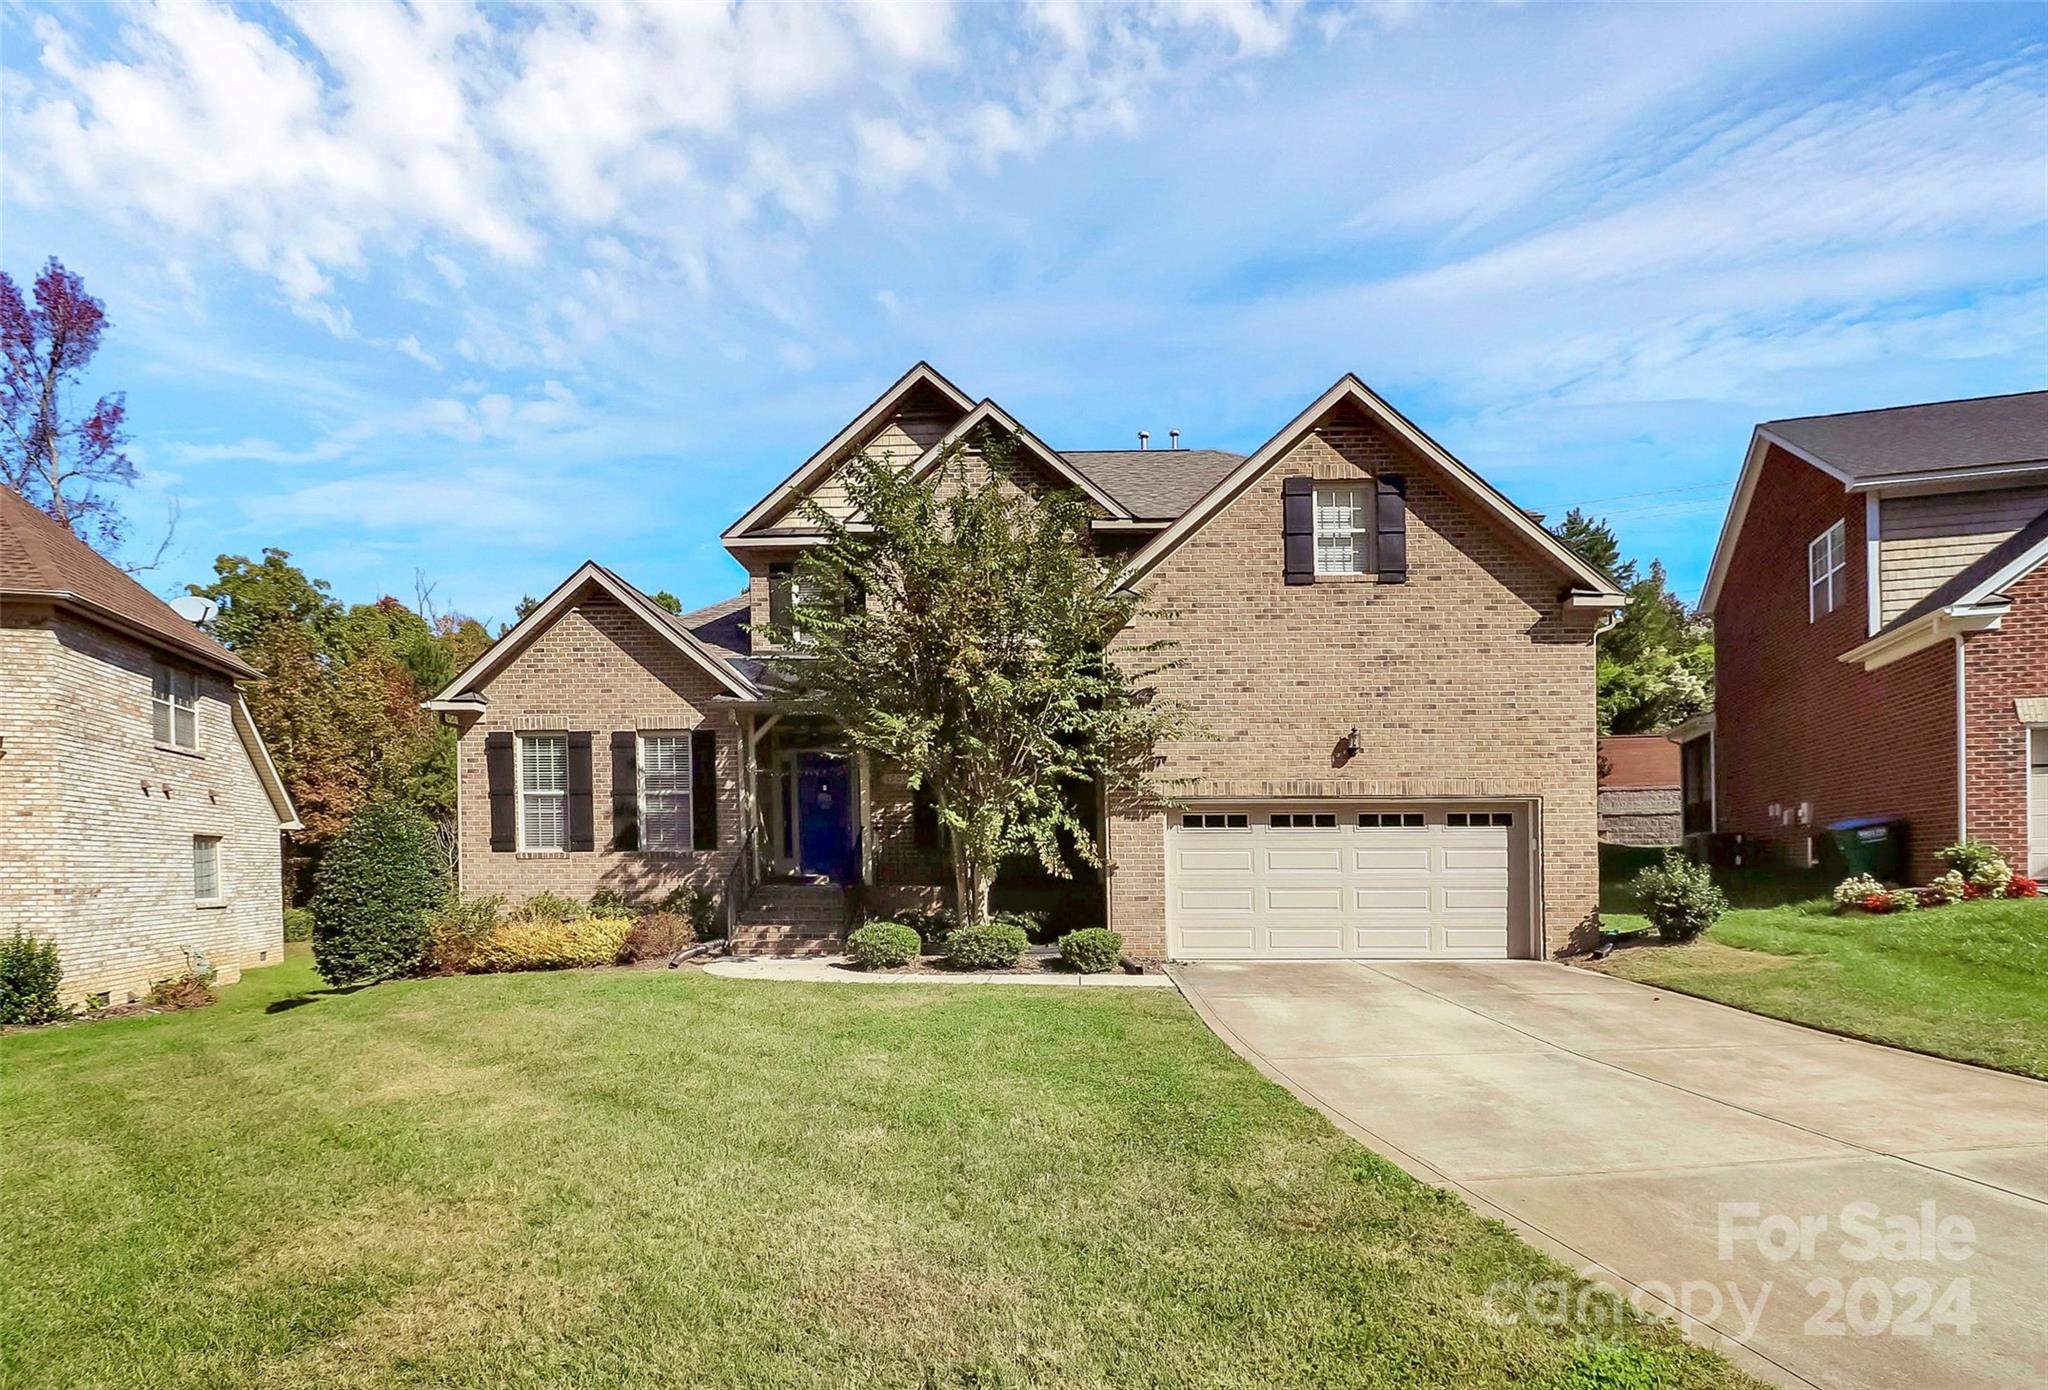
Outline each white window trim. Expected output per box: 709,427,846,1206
153,661,200,752
517,732,569,853
1808,519,1847,622
639,731,695,853
192,834,224,905
1311,483,1371,576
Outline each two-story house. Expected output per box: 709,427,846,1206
1,486,299,1004
426,364,1623,959
1690,391,2048,881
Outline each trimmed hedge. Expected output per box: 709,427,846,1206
946,921,1029,970
847,921,921,970
466,916,634,972
0,933,67,1025
1058,928,1123,974
311,803,449,985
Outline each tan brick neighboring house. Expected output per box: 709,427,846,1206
0,487,299,1004
1692,391,2048,883
428,364,1623,959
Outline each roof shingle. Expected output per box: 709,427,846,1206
0,486,257,677
1058,449,1245,520
1764,391,2048,482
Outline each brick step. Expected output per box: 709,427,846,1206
730,925,845,958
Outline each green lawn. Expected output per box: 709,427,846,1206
1594,845,2048,1078
0,947,1747,1390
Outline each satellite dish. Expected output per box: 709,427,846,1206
168,595,219,626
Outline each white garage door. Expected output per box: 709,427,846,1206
1168,806,1518,959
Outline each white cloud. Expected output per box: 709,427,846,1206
394,333,440,370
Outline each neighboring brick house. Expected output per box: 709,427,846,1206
1693,391,2048,883
0,487,299,1004
428,364,1623,959
1596,736,1681,845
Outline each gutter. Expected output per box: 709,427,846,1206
1838,603,2007,672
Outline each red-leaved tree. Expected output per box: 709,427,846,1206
0,257,162,564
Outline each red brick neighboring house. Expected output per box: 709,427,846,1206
1597,735,1681,846
428,365,1625,959
1693,391,2048,883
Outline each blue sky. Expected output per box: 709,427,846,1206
4,1,2043,625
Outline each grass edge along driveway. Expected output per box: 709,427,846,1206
1593,845,2048,1080
1,947,1756,1390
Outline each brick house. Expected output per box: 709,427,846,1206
1596,735,1682,846
1691,391,2048,882
427,364,1623,959
1,487,299,1004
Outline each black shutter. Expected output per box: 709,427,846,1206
691,729,718,851
567,733,595,851
1375,473,1408,584
610,731,639,851
1281,476,1313,585
486,732,515,852
768,563,792,631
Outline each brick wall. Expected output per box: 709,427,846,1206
1962,565,2048,867
1714,444,1958,880
452,589,744,907
1107,400,1605,958
0,607,286,1004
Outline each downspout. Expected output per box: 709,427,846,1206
1956,637,1969,842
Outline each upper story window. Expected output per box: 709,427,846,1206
767,563,825,645
152,661,199,751
1808,520,1847,621
639,733,693,852
519,733,568,852
1313,485,1369,575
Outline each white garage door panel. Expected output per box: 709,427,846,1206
1168,808,1518,960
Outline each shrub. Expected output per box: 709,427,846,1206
587,888,646,919
282,907,314,942
1922,870,1968,907
1629,851,1727,943
946,920,1029,970
847,921,921,969
1937,839,2007,879
0,934,67,1025
466,916,634,972
311,802,450,986
425,895,504,973
1058,928,1124,974
507,890,587,924
618,911,695,963
1832,873,1885,911
146,958,217,1010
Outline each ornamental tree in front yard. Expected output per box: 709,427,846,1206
763,433,1189,927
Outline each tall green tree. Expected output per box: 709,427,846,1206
766,435,1189,926
1551,512,1712,734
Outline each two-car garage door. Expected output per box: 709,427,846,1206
1167,805,1523,959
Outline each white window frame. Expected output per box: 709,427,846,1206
1311,484,1371,576
1808,520,1847,621
153,661,199,751
517,733,569,853
192,834,223,903
639,732,694,853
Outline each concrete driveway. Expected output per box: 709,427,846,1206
1172,960,2048,1390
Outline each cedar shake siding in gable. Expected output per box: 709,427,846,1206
1104,401,1605,958
451,591,743,905
0,606,286,1004
1713,443,1959,880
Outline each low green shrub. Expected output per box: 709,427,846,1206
1936,839,2007,879
894,907,957,945
992,909,1052,943
281,907,313,942
847,921,921,970
425,895,504,973
0,933,68,1025
1629,851,1727,943
507,890,588,924
311,802,449,985
587,889,645,919
1057,928,1123,974
466,916,634,972
946,921,1029,970
618,911,695,963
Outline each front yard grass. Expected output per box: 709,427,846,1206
0,947,1750,1390
1594,846,2048,1078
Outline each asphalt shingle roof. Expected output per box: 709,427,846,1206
0,486,257,676
1059,449,1245,520
1764,391,2048,482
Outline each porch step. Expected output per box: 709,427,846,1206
732,883,849,957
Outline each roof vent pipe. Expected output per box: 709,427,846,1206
1170,429,1181,450
1137,430,1149,450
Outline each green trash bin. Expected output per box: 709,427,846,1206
1825,817,1907,881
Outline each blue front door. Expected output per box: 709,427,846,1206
797,753,855,882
